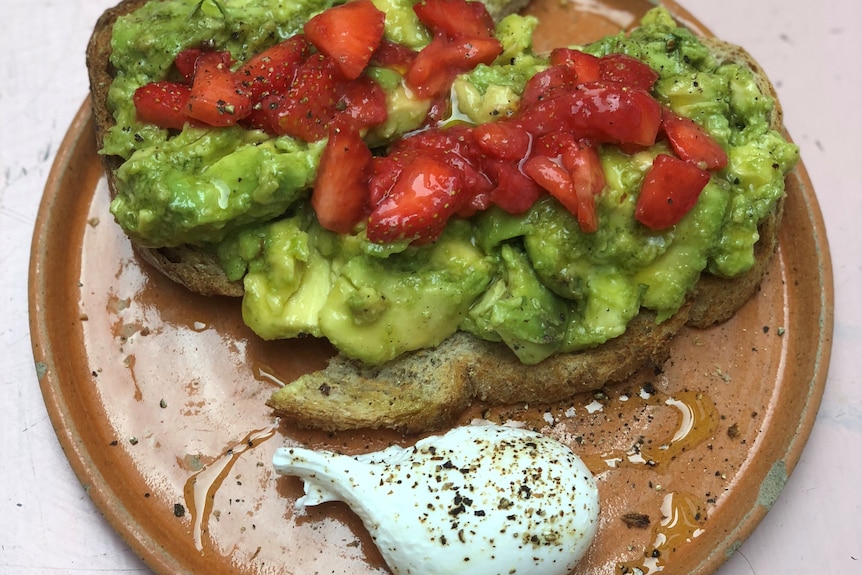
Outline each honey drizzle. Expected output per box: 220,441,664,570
641,390,720,469
252,363,288,388
618,491,708,574
183,428,277,553
581,389,720,473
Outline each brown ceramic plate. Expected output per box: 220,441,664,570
30,1,833,573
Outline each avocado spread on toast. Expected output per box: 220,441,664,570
102,1,799,366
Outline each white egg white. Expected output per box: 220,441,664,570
273,422,600,575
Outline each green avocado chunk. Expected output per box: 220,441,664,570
318,222,496,364
232,208,334,340
463,244,568,365
227,216,496,364
111,128,324,247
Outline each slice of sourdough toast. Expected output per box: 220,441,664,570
88,0,789,433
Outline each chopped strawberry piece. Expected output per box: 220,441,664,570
388,126,491,199
186,52,251,127
599,53,659,91
174,49,205,83
425,95,455,124
523,155,574,204
133,81,192,130
312,128,373,233
268,53,340,141
334,76,389,131
532,131,578,157
367,157,465,243
241,93,279,133
549,48,601,84
369,155,407,207
458,188,492,217
389,124,463,156
405,34,502,98
635,153,711,230
472,120,531,161
304,0,386,80
661,107,728,170
403,37,456,98
234,36,310,101
561,142,605,233
448,150,493,200
370,39,418,69
522,83,661,146
174,49,232,83
560,141,604,193
521,64,578,109
484,160,543,214
549,50,658,91
413,0,496,39
521,139,605,233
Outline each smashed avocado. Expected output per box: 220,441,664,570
105,3,798,365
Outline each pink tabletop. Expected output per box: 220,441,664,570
2,0,859,573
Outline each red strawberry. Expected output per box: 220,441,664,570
523,156,574,210
413,0,496,39
635,153,711,230
304,0,386,80
660,107,728,170
549,48,601,84
333,76,389,131
472,120,531,161
405,34,502,98
369,155,407,207
234,35,310,101
174,48,206,83
367,157,464,243
599,53,659,91
133,81,191,130
370,39,418,69
523,137,605,232
268,53,340,142
561,142,605,233
520,83,661,145
484,160,543,214
173,49,233,83
186,52,252,127
520,64,578,109
312,128,373,233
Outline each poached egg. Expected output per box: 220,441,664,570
273,422,599,575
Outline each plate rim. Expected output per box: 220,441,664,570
29,97,188,575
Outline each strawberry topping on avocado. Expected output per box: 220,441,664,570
131,0,729,242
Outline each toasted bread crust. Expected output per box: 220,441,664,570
89,0,788,432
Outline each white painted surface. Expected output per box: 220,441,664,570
2,0,859,573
